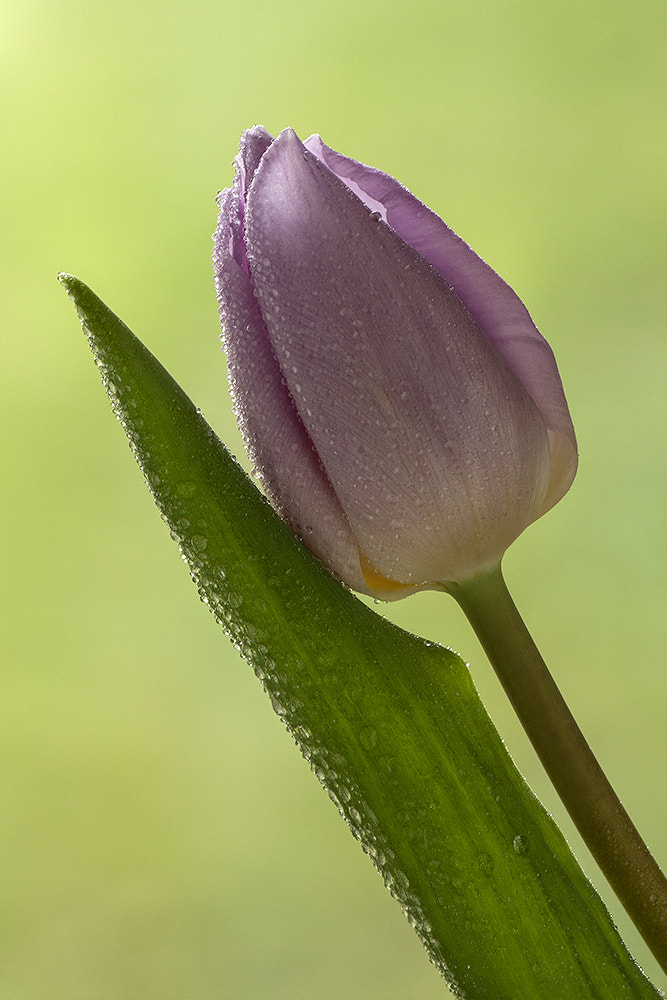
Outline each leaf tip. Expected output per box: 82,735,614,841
58,273,89,321
58,271,77,293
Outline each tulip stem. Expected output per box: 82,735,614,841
448,563,667,975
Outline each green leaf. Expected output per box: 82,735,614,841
61,273,661,999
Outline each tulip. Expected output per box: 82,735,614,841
213,126,577,600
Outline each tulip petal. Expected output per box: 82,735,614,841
246,129,553,586
226,125,273,273
305,135,577,513
214,146,379,596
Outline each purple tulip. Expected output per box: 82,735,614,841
213,127,577,600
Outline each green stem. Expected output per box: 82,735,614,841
448,563,667,975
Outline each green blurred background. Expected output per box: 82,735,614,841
2,0,666,995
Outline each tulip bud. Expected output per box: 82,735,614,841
213,126,577,601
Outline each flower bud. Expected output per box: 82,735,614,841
213,126,577,600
